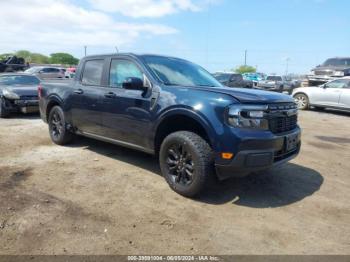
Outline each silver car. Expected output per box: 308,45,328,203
292,77,350,111
257,75,296,94
25,66,65,79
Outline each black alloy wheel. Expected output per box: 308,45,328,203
48,106,74,145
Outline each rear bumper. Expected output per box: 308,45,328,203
215,128,301,180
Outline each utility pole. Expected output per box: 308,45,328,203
285,57,290,76
244,50,247,66
84,46,87,57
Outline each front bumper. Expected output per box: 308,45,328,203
3,98,39,113
215,128,301,180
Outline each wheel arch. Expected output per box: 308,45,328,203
45,96,63,122
153,109,216,154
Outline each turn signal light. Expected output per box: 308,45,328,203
221,153,233,159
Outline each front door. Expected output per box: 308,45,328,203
312,79,346,106
338,80,350,109
100,58,155,149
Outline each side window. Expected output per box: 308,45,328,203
81,60,104,85
109,59,143,88
42,68,50,73
326,80,348,89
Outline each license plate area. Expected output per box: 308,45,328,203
285,132,300,152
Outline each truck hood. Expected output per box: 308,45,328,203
0,84,38,97
188,86,294,103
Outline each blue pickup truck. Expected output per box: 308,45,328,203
39,53,301,197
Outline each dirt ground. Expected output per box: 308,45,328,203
0,110,349,255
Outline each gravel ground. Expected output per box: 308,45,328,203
0,110,349,255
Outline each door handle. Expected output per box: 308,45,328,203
104,92,117,98
74,89,84,94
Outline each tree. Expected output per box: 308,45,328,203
49,53,79,65
234,65,256,74
30,53,50,64
15,50,32,62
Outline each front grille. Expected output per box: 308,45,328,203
20,95,38,101
314,70,334,76
267,103,298,134
269,114,298,134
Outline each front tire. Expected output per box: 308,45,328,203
48,106,74,145
159,131,214,197
294,93,309,110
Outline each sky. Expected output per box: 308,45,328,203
0,0,349,74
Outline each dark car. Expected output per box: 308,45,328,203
213,72,253,88
0,73,40,117
0,56,28,73
39,54,301,197
308,57,350,85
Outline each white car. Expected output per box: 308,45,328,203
292,77,350,111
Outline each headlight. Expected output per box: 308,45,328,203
227,105,269,129
334,71,344,76
2,88,20,100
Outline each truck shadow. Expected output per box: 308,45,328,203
70,137,323,208
198,164,323,207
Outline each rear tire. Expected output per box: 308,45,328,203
159,131,214,197
48,106,74,145
0,97,9,118
294,93,309,110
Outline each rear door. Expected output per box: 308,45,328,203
69,59,106,135
38,68,51,79
311,79,346,106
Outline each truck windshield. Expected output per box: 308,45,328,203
0,75,40,85
323,58,350,66
143,56,222,87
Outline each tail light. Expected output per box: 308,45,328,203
38,84,43,99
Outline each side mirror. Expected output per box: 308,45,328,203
322,84,327,89
122,77,146,91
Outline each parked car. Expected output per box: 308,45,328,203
25,66,65,79
308,57,350,86
213,72,253,88
293,77,350,111
39,54,301,197
0,55,28,73
0,73,40,117
257,75,296,94
65,67,76,79
242,72,266,86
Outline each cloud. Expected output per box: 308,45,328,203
89,0,218,18
0,0,178,55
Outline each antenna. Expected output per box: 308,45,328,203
115,46,119,53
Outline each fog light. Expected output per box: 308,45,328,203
221,153,233,159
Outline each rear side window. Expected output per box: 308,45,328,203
82,60,104,85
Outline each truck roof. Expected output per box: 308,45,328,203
81,53,188,61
